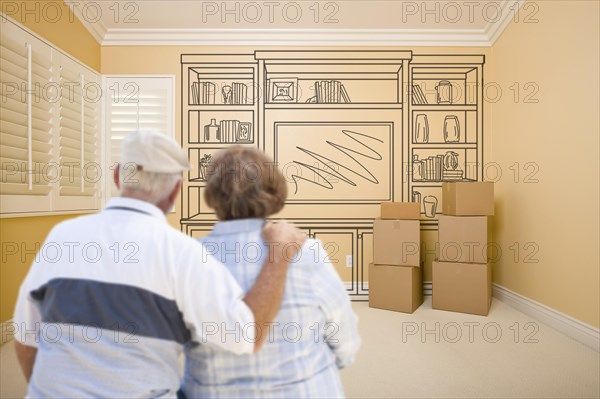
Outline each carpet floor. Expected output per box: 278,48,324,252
1,297,599,398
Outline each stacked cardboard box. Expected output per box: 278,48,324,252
433,182,494,316
369,202,423,313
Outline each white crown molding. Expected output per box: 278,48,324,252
68,0,520,47
493,284,600,352
100,28,494,47
66,1,107,44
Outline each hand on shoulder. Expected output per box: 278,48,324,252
261,221,307,264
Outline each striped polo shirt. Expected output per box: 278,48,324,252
13,197,255,398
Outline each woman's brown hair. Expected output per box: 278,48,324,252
204,146,288,220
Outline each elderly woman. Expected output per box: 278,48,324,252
182,146,360,398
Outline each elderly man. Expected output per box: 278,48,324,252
13,130,305,398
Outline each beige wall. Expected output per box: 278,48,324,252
488,0,599,327
0,0,101,323
0,215,80,322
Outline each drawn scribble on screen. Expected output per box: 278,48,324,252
274,123,392,202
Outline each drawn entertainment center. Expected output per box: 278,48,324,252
180,51,485,299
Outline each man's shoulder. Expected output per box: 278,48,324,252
47,213,102,237
161,224,207,254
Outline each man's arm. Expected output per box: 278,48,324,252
15,341,37,382
312,241,361,368
243,221,306,352
177,221,305,354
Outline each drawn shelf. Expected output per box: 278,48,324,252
411,104,477,111
411,64,480,106
265,103,404,110
258,52,410,106
263,78,403,105
407,55,484,223
187,104,255,111
411,110,478,144
188,110,255,144
410,147,478,182
411,178,477,184
411,143,477,149
187,67,255,106
181,54,259,225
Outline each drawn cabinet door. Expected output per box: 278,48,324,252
311,230,356,293
358,230,373,295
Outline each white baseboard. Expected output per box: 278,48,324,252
493,284,599,352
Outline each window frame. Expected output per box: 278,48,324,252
102,75,177,209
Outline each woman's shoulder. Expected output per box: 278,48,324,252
289,238,330,268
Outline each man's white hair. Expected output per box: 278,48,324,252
119,164,181,204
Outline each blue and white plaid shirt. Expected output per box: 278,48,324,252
183,219,361,398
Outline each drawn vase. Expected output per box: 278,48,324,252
436,81,453,104
443,115,460,143
412,154,423,180
204,119,220,142
412,191,422,205
414,114,429,143
199,162,207,180
443,151,460,170
423,195,438,218
222,85,232,104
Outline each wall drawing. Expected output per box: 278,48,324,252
180,51,485,299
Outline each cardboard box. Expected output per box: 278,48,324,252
380,202,420,220
442,182,494,216
437,215,488,264
368,263,423,313
432,260,492,316
373,219,420,266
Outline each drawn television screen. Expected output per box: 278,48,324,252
274,123,392,202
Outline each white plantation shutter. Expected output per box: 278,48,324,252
58,62,84,196
1,21,54,214
0,35,29,191
105,76,174,198
30,44,54,193
83,78,101,196
56,55,101,211
1,18,101,215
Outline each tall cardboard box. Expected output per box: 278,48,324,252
432,260,492,316
368,263,423,313
442,182,494,216
437,215,488,264
373,219,420,266
380,202,420,220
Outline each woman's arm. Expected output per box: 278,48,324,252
177,221,305,355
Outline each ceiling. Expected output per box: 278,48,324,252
69,0,524,46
